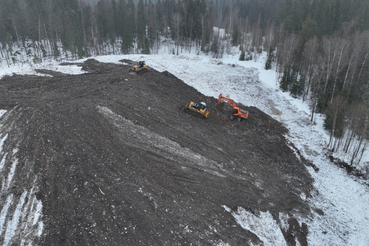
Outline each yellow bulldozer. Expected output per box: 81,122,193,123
129,61,150,75
184,101,210,118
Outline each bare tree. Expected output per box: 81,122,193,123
263,20,275,52
322,36,338,94
309,62,324,122
301,36,319,101
330,37,349,103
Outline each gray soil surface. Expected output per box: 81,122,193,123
0,59,315,245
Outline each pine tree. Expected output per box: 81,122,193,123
142,36,150,54
202,0,213,51
0,19,7,44
62,10,73,51
355,2,369,31
136,0,146,51
232,23,239,46
121,0,135,53
322,0,339,35
280,66,292,92
295,16,317,61
265,47,274,70
145,0,156,51
239,48,245,61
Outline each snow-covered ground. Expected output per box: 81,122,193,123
0,51,368,245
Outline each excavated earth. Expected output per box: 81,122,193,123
0,59,315,245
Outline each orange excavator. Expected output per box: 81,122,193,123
217,94,249,121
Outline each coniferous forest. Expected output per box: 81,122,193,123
1,0,369,167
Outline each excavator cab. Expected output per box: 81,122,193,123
230,108,248,121
138,61,145,68
190,102,206,110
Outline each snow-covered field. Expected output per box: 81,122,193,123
0,52,368,245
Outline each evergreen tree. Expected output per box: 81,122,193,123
322,0,339,35
239,46,245,61
232,23,239,45
355,2,369,31
0,18,7,44
145,0,156,50
136,0,146,51
201,0,213,52
295,16,317,61
290,72,303,97
95,0,115,42
280,66,292,92
156,0,164,31
142,36,151,54
121,0,136,53
62,10,73,51
265,47,274,70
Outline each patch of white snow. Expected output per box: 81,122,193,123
223,205,287,246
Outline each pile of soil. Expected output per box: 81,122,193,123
0,59,314,245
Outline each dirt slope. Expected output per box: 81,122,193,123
0,59,314,245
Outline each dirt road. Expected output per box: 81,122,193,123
0,59,314,245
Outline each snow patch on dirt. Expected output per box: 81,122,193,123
0,134,8,153
0,154,8,172
223,205,287,246
0,62,85,79
0,112,44,245
0,194,13,235
3,190,28,245
5,159,18,190
0,110,5,119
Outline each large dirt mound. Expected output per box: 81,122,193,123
0,59,314,245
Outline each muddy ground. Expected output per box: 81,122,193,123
0,59,315,245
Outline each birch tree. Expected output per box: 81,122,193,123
322,36,337,94
301,36,319,102
329,37,349,103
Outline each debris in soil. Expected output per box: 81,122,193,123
0,59,314,246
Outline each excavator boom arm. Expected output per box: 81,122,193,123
218,94,237,108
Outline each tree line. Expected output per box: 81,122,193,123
0,0,290,58
271,0,369,167
1,0,369,168
0,0,216,58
